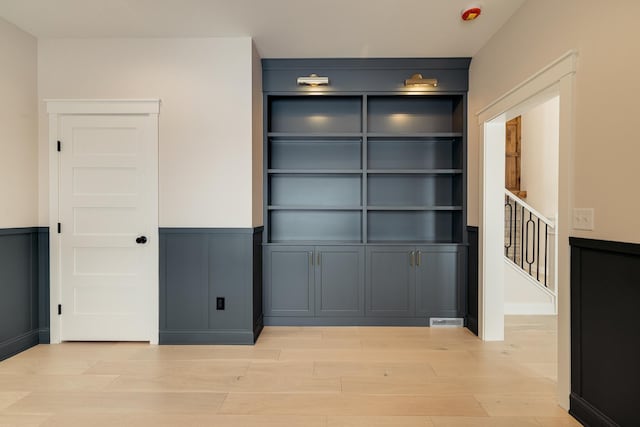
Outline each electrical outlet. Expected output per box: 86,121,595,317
216,297,225,310
573,208,594,230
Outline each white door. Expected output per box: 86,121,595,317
57,113,157,341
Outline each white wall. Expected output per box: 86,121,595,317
470,0,640,409
504,259,555,315
251,43,263,227
0,18,38,228
469,0,640,244
38,37,262,228
520,97,559,219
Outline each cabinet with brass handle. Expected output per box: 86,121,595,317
366,245,461,319
408,250,423,267
308,251,323,266
265,245,364,318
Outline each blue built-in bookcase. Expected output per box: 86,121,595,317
262,58,471,326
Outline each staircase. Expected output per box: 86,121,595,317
504,189,557,314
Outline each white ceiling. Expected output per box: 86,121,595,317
0,0,525,58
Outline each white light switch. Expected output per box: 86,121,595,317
573,208,594,230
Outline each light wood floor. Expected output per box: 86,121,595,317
0,316,581,426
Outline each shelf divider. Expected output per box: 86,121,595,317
366,169,462,174
268,206,363,211
268,169,363,174
366,206,463,211
268,132,363,138
366,132,463,138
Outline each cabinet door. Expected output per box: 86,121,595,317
264,246,314,316
366,246,415,317
415,246,461,318
315,246,365,317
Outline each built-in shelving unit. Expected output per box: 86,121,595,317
262,58,470,326
266,95,364,244
265,95,464,245
364,95,464,245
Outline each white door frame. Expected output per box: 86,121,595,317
46,99,160,345
476,51,577,408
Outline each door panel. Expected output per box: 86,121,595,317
264,246,314,316
59,114,155,341
73,207,138,235
72,167,137,195
315,246,364,317
366,246,415,317
505,116,526,198
415,246,460,318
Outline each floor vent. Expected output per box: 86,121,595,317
429,318,464,328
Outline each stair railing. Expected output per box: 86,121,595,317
504,189,555,288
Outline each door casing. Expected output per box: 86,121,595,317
47,99,160,344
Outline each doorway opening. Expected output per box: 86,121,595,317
477,51,576,408
504,97,559,316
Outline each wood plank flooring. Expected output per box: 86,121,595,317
0,316,581,426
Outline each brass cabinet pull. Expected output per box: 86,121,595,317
317,253,321,265
310,251,314,265
417,250,421,266
409,251,415,267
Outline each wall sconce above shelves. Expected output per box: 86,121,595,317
297,74,330,86
404,74,438,87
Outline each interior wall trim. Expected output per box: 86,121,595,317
570,393,619,427
0,330,39,362
0,227,39,236
263,58,471,71
159,330,256,345
264,317,431,327
160,227,264,235
570,236,640,256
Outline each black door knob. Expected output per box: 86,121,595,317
136,236,148,244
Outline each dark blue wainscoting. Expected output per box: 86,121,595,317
0,227,49,361
466,226,478,336
159,227,263,345
570,237,640,427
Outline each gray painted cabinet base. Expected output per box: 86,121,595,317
264,246,314,317
316,247,365,317
264,316,430,327
367,245,464,320
264,246,365,319
416,246,464,318
264,244,463,326
366,246,415,317
160,228,263,345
